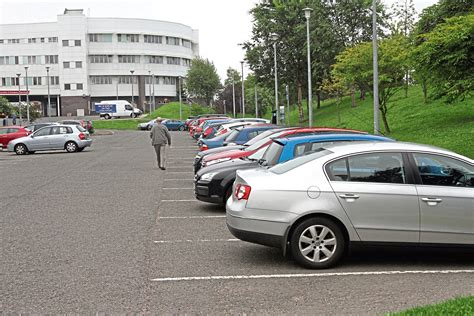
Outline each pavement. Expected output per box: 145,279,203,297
1,131,473,313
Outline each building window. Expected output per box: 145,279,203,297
76,83,83,90
45,55,58,64
40,38,45,43
27,56,40,64
182,39,191,48
64,83,71,90
28,38,37,43
88,33,113,42
144,35,162,44
89,55,113,63
90,76,112,85
48,37,58,43
75,61,82,68
166,57,181,65
118,55,140,63
0,56,19,65
0,40,3,44
32,77,42,86
74,40,81,46
7,39,20,44
147,55,163,64
118,76,137,84
117,34,139,43
63,61,70,68
182,58,191,67
163,76,176,85
50,76,60,85
166,36,180,46
62,40,69,47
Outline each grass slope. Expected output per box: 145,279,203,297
390,296,474,315
276,86,473,157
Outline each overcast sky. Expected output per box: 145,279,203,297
1,0,437,80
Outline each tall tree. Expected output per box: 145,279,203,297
185,57,221,106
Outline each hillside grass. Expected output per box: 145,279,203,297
389,296,474,315
268,86,473,157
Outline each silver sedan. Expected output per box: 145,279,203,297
226,142,474,269
8,125,92,155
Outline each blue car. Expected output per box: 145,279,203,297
222,124,278,146
162,119,186,131
194,133,394,205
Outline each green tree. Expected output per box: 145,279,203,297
185,57,221,106
412,14,474,103
0,96,13,116
333,36,410,133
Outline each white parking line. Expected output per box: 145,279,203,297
151,269,474,282
154,238,240,244
159,215,226,219
161,199,199,202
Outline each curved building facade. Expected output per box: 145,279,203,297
0,9,199,116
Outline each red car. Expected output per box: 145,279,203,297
189,117,229,138
0,126,31,148
201,127,366,168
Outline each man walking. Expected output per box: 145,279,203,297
150,117,171,170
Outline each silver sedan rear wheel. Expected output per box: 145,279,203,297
290,217,345,269
65,141,78,153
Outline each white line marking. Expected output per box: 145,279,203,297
159,215,226,219
151,269,474,282
164,178,193,181
162,188,194,190
154,238,240,244
161,199,199,202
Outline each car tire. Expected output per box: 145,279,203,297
14,144,28,155
65,141,78,153
147,125,152,131
179,126,185,131
104,114,111,120
290,217,345,269
77,147,85,152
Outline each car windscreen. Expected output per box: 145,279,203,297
270,149,333,174
245,130,287,151
224,129,241,142
261,141,284,166
76,126,87,132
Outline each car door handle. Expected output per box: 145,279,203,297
339,194,360,201
421,197,442,206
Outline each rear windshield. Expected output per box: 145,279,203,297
76,126,87,132
270,149,332,174
246,130,286,151
245,129,281,146
224,129,241,142
262,141,284,166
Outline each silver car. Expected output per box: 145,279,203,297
8,124,92,155
226,142,474,269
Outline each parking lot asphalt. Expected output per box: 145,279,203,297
1,130,473,313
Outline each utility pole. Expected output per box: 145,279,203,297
254,84,258,118
240,61,245,117
24,66,30,123
232,79,236,118
372,0,380,134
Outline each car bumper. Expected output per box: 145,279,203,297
226,199,291,249
78,139,93,148
194,180,224,204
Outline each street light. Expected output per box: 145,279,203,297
130,70,135,105
46,67,51,117
232,78,236,118
240,61,245,117
16,73,21,124
303,7,313,127
178,76,182,120
152,74,155,112
254,83,258,118
372,0,380,134
148,70,152,114
24,66,30,123
271,33,279,125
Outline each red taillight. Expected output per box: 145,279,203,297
203,128,212,137
234,184,251,200
78,132,85,140
217,128,227,136
200,144,208,151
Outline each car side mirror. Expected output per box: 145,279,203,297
30,134,35,138
258,159,268,167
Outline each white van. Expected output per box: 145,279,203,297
95,100,142,119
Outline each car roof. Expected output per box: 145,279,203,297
320,141,472,162
238,124,276,131
274,133,394,145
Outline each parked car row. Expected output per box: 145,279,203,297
137,119,186,131
0,121,93,154
188,118,474,269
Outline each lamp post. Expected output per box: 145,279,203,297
130,70,135,105
16,73,21,124
178,76,182,120
152,74,155,112
148,70,152,114
303,7,313,127
254,83,258,118
240,61,245,117
46,66,51,117
372,0,380,134
232,78,236,118
24,66,30,123
271,33,279,125
285,84,290,126
116,77,119,100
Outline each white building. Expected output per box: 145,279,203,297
0,9,199,116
